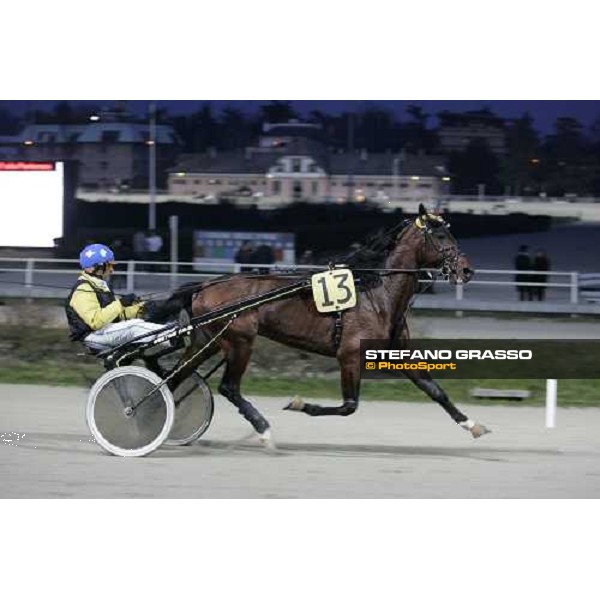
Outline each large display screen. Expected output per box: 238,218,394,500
0,161,64,247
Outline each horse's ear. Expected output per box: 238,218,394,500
418,203,427,218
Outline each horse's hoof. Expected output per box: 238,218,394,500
470,423,492,438
258,429,278,454
284,396,304,412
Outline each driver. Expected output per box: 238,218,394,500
65,243,173,351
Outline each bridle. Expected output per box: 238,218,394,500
415,214,465,281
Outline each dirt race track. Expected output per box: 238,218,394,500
1,383,600,498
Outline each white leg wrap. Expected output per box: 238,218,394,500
460,419,475,430
258,428,276,451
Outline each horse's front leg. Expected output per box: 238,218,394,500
285,344,360,417
403,369,491,438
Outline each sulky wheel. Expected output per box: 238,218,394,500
164,372,214,446
87,366,175,457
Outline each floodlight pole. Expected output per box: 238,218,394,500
148,102,157,231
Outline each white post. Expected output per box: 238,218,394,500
545,379,557,428
392,157,399,201
455,282,464,318
477,183,486,201
126,260,135,293
570,272,578,304
456,281,464,301
169,215,179,290
25,258,34,302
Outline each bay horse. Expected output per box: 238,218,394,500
162,204,490,444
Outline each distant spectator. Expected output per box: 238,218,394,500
110,239,131,289
133,231,147,261
514,244,533,301
145,230,163,271
252,243,275,274
235,240,255,273
112,238,133,262
532,249,551,301
298,250,314,265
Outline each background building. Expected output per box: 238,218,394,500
4,109,180,190
168,122,450,205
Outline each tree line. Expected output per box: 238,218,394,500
1,101,600,197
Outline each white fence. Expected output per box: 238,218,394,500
1,257,599,314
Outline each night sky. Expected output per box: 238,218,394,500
3,99,600,134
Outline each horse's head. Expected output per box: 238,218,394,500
411,204,474,284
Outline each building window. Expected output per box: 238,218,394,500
173,179,186,185
292,181,302,199
292,159,301,173
273,180,281,194
100,161,108,170
311,181,318,195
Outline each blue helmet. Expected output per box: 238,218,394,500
79,244,115,269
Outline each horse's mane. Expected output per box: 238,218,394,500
332,219,413,288
338,219,412,268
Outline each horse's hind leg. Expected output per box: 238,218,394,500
404,370,491,438
286,346,360,417
218,340,271,436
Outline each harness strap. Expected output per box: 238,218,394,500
332,311,344,349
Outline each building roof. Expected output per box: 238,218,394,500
17,122,178,144
169,149,447,177
18,124,85,144
78,123,178,144
327,153,447,177
170,150,283,174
